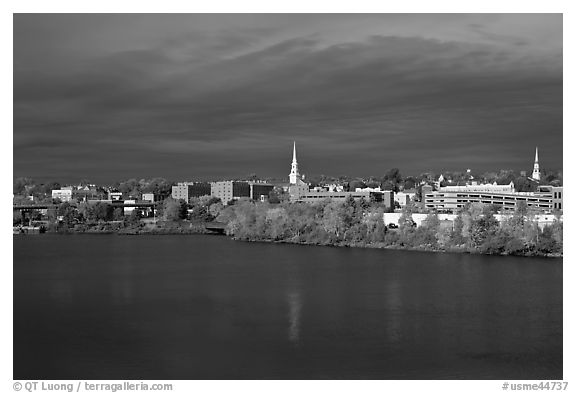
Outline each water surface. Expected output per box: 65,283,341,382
13,235,562,379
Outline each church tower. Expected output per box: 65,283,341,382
532,147,540,181
289,141,300,185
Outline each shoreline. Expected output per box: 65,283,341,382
231,236,563,259
20,225,562,258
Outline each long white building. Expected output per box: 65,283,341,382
424,184,562,212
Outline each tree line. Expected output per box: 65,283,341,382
14,190,562,256
216,198,562,257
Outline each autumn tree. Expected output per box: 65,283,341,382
163,198,188,221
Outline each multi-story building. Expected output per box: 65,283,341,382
171,182,211,202
210,181,251,204
249,182,274,201
142,193,155,203
424,184,562,213
108,191,123,201
189,182,212,198
382,190,394,209
394,189,416,207
539,185,563,211
72,186,103,201
51,189,72,202
288,182,310,201
420,184,434,201
425,148,562,213
295,189,395,210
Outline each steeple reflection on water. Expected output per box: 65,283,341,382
287,290,302,344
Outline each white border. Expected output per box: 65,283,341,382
4,1,572,392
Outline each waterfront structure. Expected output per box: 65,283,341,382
424,184,563,212
51,189,72,202
171,182,211,202
532,147,541,181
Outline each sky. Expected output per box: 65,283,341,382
13,14,563,183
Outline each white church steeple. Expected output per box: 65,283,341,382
532,147,540,181
289,141,300,185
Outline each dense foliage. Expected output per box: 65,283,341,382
217,198,562,256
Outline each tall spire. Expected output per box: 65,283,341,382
289,141,300,185
292,141,297,164
532,147,540,181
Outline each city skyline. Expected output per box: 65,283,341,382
14,14,562,183
13,141,559,185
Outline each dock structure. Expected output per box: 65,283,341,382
204,222,227,234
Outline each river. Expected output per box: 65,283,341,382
13,234,562,379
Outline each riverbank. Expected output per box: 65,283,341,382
232,236,563,258
26,218,562,258
37,220,211,236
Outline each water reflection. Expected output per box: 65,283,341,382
49,280,73,303
111,281,134,306
110,256,135,306
384,281,402,344
287,290,302,344
14,235,563,379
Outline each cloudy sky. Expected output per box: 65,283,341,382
13,14,562,183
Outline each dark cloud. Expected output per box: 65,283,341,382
13,14,562,183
